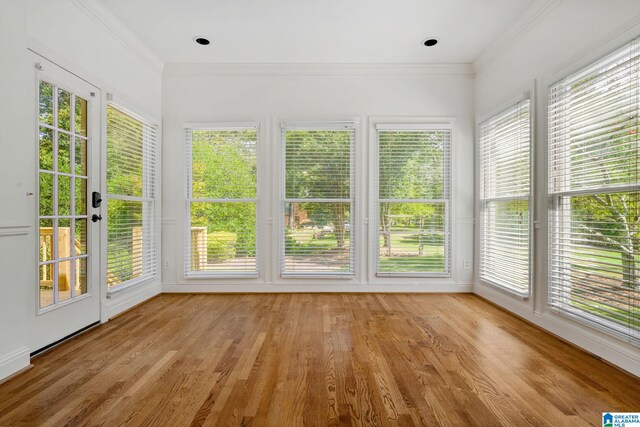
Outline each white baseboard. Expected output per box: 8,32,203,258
162,283,474,293
475,283,640,378
103,279,161,320
0,347,30,382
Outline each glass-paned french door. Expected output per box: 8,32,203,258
38,79,90,309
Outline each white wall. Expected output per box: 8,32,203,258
474,0,640,377
0,0,32,381
162,65,475,292
0,0,163,380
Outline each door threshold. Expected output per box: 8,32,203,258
30,321,101,357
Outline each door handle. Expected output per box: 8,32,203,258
91,214,102,223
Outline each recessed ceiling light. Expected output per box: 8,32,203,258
423,38,439,47
193,36,211,46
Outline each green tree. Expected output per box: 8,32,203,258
378,131,445,248
563,69,640,290
285,130,351,248
191,130,257,258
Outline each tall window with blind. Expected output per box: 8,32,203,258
106,105,157,288
376,126,451,276
281,123,355,276
185,125,258,276
548,37,640,343
479,100,531,296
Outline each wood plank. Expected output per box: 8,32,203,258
0,293,637,426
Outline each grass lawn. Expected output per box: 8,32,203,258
572,301,640,329
378,232,445,272
286,229,349,256
560,246,640,330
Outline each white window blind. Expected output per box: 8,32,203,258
281,123,355,276
376,126,451,276
548,37,640,344
185,126,258,276
106,105,157,289
479,100,531,296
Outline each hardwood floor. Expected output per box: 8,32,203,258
0,294,638,426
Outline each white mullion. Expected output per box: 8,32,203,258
52,84,59,305
40,254,89,266
549,184,640,197
70,95,76,298
38,123,88,140
40,170,87,179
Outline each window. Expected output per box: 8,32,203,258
479,100,531,296
185,125,258,276
281,123,355,276
548,37,640,343
376,125,451,276
106,105,158,289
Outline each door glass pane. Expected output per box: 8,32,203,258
58,260,71,302
74,96,87,137
58,132,71,174
39,219,54,262
39,264,54,309
57,88,71,131
39,81,53,126
75,139,87,176
75,219,87,255
39,127,53,170
75,178,87,215
77,257,87,295
39,173,54,216
59,218,72,259
58,175,71,216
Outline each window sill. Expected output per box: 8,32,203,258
184,272,260,280
280,273,355,280
478,277,530,300
106,274,157,297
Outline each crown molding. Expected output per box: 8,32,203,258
163,62,474,77
472,0,563,75
69,0,164,74
543,12,640,84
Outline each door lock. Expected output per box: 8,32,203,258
91,214,102,223
92,192,102,208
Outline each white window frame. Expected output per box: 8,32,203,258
477,98,533,298
373,123,452,278
104,98,160,293
279,121,356,278
184,122,260,279
546,36,640,345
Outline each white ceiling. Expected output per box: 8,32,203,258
97,0,535,64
